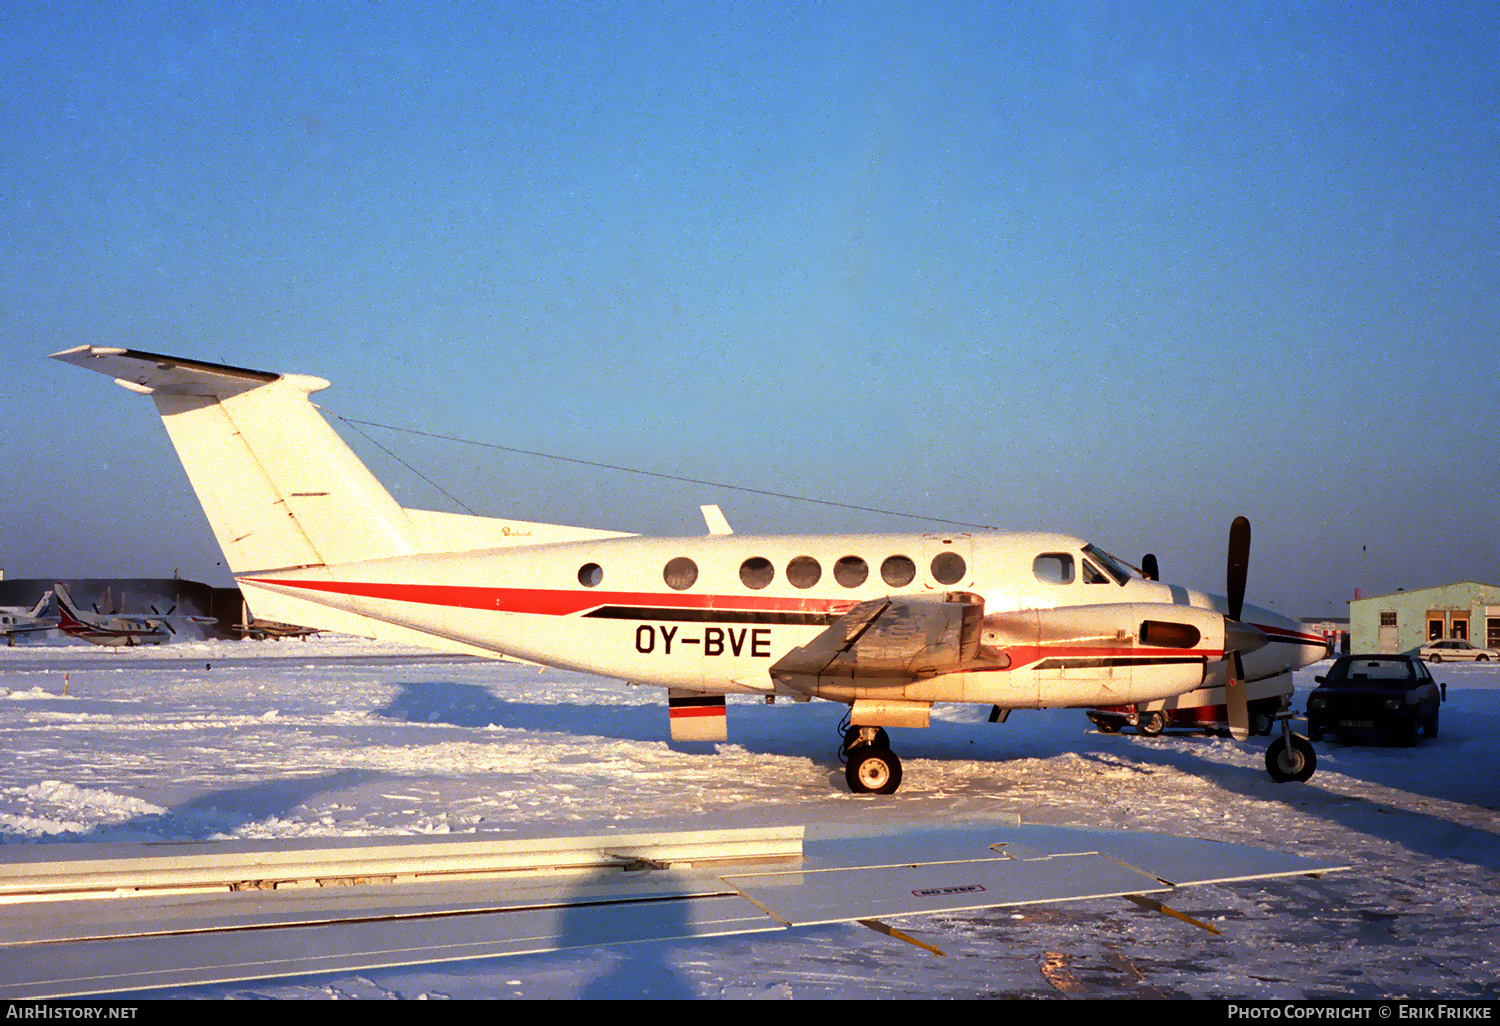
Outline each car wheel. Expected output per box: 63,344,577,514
1423,711,1439,739
1479,655,1490,663
1266,735,1317,783
1251,708,1274,736
1429,654,1442,663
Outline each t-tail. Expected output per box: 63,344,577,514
51,346,630,651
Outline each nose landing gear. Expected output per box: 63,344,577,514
1265,701,1317,783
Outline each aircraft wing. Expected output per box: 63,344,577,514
0,821,1344,998
771,592,987,691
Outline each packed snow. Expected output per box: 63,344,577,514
0,635,1496,1000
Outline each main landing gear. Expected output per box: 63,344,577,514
1264,701,1316,783
841,725,901,795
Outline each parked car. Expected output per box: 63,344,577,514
1306,654,1444,745
1419,638,1498,662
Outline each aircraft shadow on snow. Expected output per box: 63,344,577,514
12,770,383,845
1071,728,1500,876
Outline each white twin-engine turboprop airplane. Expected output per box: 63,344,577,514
53,346,1327,793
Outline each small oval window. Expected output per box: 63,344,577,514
881,555,916,587
786,555,822,589
931,551,967,585
664,556,698,590
834,555,869,588
739,556,774,590
578,563,603,587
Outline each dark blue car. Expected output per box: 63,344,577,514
1306,655,1444,746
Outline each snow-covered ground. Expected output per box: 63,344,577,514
1,636,1496,999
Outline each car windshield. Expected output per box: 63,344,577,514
1324,659,1415,688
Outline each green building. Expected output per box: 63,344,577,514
1349,582,1500,655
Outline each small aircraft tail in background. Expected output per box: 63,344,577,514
52,582,171,647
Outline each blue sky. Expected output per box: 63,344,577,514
1,1,1496,618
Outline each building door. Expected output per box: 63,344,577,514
1379,611,1398,654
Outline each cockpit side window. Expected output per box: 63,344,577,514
1082,560,1109,584
1081,544,1131,585
1033,553,1075,585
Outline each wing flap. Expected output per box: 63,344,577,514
727,853,1168,928
0,821,1346,998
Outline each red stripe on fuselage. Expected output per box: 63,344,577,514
239,578,848,618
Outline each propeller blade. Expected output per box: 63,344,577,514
1227,516,1250,622
1141,554,1159,582
1225,649,1249,741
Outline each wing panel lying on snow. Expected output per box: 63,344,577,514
0,821,1346,998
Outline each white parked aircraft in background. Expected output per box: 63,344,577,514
53,346,1327,791
0,590,57,646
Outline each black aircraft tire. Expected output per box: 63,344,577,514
845,745,902,795
1265,735,1317,783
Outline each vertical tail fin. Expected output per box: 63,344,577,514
52,347,421,575
52,582,86,630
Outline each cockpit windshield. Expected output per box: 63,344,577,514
1081,544,1132,585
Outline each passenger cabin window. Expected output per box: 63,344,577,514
577,563,603,587
1034,553,1075,585
834,555,869,588
739,556,774,590
786,555,821,589
664,557,698,591
881,555,916,587
931,552,966,585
